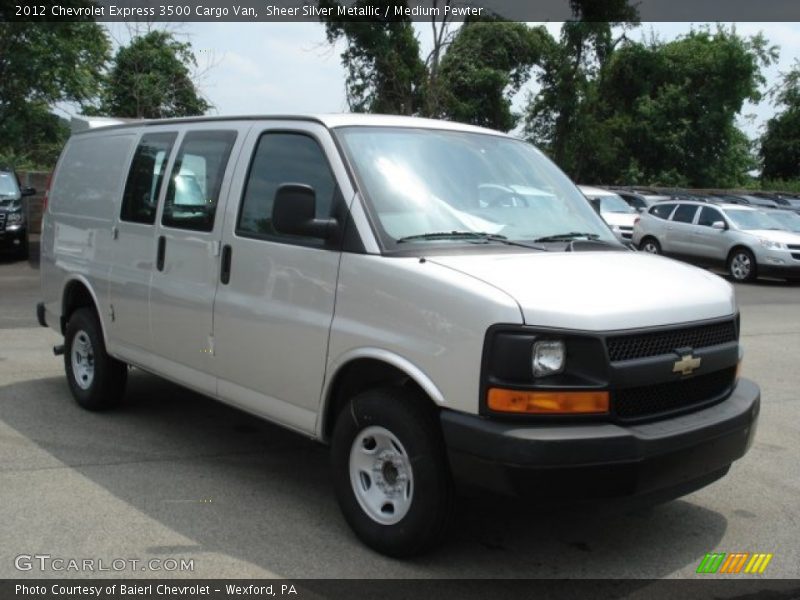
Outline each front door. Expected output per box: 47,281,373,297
692,205,730,263
212,122,346,434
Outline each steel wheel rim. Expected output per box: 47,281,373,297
349,425,414,525
643,241,658,254
71,330,95,390
731,253,751,280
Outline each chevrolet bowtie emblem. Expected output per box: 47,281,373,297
673,353,702,376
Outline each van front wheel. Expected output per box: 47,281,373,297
64,308,127,410
331,387,453,557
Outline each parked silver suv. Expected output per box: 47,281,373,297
633,201,800,282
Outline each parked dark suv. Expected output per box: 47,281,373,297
0,167,35,259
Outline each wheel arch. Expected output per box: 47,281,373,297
318,349,445,443
60,276,107,342
727,244,756,262
726,245,758,281
639,235,661,249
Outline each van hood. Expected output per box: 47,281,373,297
601,211,638,227
427,251,736,331
745,229,800,244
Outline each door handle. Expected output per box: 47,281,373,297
220,244,232,284
156,235,166,271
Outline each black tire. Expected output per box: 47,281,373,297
639,237,661,254
64,307,127,410
727,247,757,283
331,387,453,557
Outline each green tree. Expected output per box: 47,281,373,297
760,61,800,180
319,0,426,114
317,4,545,130
0,5,110,167
92,30,210,118
436,20,549,131
523,1,639,180
597,27,775,186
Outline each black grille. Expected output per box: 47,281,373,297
614,367,736,420
606,321,736,362
0,213,5,232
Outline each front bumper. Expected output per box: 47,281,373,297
756,262,800,280
441,378,759,502
0,226,26,248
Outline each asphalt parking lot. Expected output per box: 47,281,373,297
0,251,798,580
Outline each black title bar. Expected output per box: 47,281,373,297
4,0,800,22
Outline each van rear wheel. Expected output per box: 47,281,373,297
331,387,453,557
64,308,127,410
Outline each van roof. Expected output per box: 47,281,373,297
70,113,511,137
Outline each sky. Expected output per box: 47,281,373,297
97,21,800,139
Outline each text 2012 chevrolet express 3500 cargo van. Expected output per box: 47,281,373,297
38,115,759,557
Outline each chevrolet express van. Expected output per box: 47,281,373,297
38,115,760,557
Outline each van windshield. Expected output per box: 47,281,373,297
335,127,616,248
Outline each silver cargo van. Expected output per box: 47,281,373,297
38,115,760,557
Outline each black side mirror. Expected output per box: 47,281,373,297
21,186,36,197
272,183,337,239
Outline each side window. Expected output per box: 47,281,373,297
621,194,644,210
672,204,699,224
237,132,337,242
650,203,676,220
162,130,237,232
121,132,177,224
698,206,724,227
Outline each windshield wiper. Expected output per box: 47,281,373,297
396,231,546,251
534,232,601,243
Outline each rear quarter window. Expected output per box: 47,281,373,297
50,133,138,219
649,203,676,220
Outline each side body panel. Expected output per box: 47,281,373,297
322,254,523,432
40,131,139,340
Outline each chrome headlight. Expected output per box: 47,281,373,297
6,212,23,224
532,340,566,377
759,238,786,250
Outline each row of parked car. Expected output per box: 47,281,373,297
579,185,800,282
0,166,36,259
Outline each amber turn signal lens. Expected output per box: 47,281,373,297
487,388,610,414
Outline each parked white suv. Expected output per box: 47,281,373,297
633,201,800,282
38,115,759,556
578,185,639,242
